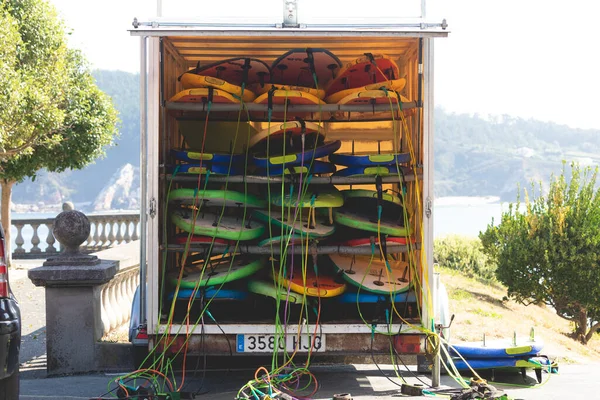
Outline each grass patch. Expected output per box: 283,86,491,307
471,308,502,319
439,268,600,362
449,288,473,301
434,235,497,281
559,356,578,364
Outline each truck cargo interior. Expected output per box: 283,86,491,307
132,24,446,359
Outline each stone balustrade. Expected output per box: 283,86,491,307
12,213,140,259
29,214,142,376
84,240,142,337
100,258,140,336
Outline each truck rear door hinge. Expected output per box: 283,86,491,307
283,0,299,27
149,197,157,219
425,197,432,218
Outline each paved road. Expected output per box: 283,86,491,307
17,363,599,400
11,261,600,399
10,262,48,379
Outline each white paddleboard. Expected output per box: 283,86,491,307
328,254,411,294
168,188,267,209
171,208,264,241
253,209,335,238
333,209,410,237
172,255,265,287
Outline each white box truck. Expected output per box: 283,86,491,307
129,0,449,386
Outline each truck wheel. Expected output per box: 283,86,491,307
0,367,20,400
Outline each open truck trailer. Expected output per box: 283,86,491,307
129,0,449,387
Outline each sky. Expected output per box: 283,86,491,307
50,0,600,130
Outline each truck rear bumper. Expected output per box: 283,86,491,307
150,332,426,356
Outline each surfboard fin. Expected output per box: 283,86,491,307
305,48,318,88
241,58,251,88
257,71,268,88
244,214,254,229
267,85,277,114
327,63,338,79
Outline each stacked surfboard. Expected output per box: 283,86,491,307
166,48,418,314
168,50,412,120
176,58,271,104
167,183,416,305
248,120,339,176
252,183,347,300
327,187,414,303
167,153,416,306
168,187,267,297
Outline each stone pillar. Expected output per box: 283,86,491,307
28,210,118,375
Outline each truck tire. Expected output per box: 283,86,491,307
0,367,20,400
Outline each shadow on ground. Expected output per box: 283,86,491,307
463,289,510,310
20,325,48,380
20,326,47,364
18,360,577,400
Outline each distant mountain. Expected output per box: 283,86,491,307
434,110,600,200
93,164,140,211
11,70,600,210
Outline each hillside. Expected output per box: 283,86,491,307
435,111,600,200
438,267,600,364
10,70,600,209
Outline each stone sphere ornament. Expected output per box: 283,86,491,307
53,210,91,254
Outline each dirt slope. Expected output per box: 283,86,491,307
438,267,600,364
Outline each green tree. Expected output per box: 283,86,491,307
0,0,67,155
480,163,600,344
0,0,119,264
434,235,496,281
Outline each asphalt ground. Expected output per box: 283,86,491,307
17,363,597,400
11,262,47,379
10,261,599,399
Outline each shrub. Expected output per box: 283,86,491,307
480,163,600,344
434,235,496,281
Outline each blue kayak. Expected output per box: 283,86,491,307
333,164,410,178
450,356,551,371
170,163,245,175
329,152,410,167
168,287,248,301
255,160,336,176
172,148,246,165
449,338,544,359
253,140,341,168
337,291,417,304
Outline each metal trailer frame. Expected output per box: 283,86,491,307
133,9,447,385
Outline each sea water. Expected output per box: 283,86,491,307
434,199,507,238
7,198,510,253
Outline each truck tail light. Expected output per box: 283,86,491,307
0,225,8,297
0,265,7,297
394,334,423,354
136,326,148,340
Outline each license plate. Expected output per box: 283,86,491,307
236,333,326,353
